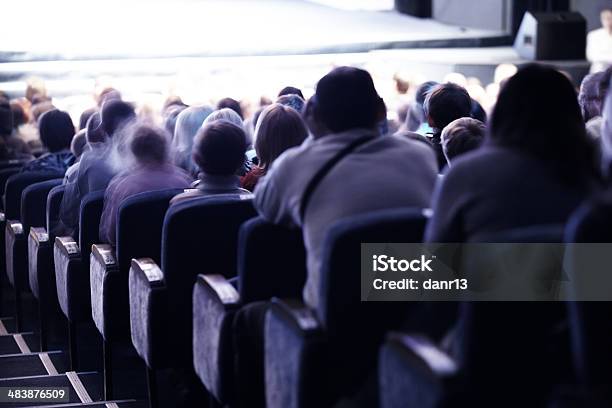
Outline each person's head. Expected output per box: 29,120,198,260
276,94,305,113
416,81,438,106
79,107,97,130
601,7,612,33
424,83,472,130
173,105,214,153
579,71,606,121
490,64,594,183
86,112,106,144
30,101,55,123
70,130,88,159
441,117,485,165
312,66,385,134
0,100,12,136
278,86,304,99
97,87,122,107
193,120,247,176
10,101,27,129
100,99,135,137
470,99,487,123
603,83,612,157
254,103,308,169
163,104,187,136
203,108,243,129
217,97,243,119
38,109,75,152
130,124,169,166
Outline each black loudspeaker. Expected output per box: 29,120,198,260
394,0,432,18
513,11,586,60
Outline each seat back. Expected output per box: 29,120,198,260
46,185,66,239
318,208,428,394
459,225,566,401
162,194,256,363
117,188,183,275
564,197,612,387
238,217,306,302
79,191,105,261
4,171,63,220
0,167,21,210
21,179,63,233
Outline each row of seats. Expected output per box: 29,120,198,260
0,160,610,407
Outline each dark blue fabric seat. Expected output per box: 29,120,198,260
53,190,104,369
28,184,66,351
0,167,22,292
264,208,428,408
128,194,256,405
192,216,306,406
379,224,568,408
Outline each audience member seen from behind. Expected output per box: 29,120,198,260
21,109,75,174
0,100,31,161
172,106,214,176
424,82,473,169
579,68,611,141
405,80,437,133
99,123,192,244
170,120,251,206
441,117,485,167
217,97,243,119
63,129,88,184
425,64,599,243
241,103,308,191
278,86,304,99
600,79,612,177
255,66,438,309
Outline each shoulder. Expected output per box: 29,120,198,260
170,189,202,206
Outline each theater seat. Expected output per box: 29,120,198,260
0,167,22,293
564,197,612,399
54,190,104,369
89,188,182,399
28,184,66,351
4,171,63,331
129,194,256,406
192,217,306,407
264,208,428,408
379,224,568,408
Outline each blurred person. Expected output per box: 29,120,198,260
164,104,188,137
441,117,485,166
0,100,31,160
241,103,308,191
424,82,473,169
600,79,612,177
405,80,437,133
217,97,243,119
470,99,487,123
25,78,47,104
203,108,244,129
278,86,304,99
79,107,97,130
170,120,250,205
255,66,438,309
276,94,305,113
99,123,192,244
96,87,121,107
21,109,75,173
172,105,214,176
587,8,612,73
426,64,599,242
63,130,88,184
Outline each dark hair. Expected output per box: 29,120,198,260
490,64,596,184
278,86,304,99
470,99,487,123
424,83,472,130
97,87,122,107
255,104,308,169
441,118,485,162
130,124,168,165
416,81,438,106
38,109,75,152
0,100,12,136
71,130,88,158
193,120,247,175
217,98,243,119
100,99,135,137
276,94,305,113
79,107,97,130
313,66,384,133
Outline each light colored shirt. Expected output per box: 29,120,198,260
254,128,438,308
587,28,612,73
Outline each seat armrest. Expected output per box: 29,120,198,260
91,244,117,267
90,244,122,339
7,220,24,237
387,333,458,378
55,236,80,257
0,212,5,222
269,298,322,333
198,274,241,306
30,227,49,244
129,258,168,368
